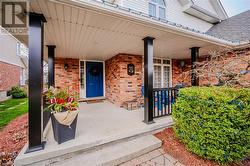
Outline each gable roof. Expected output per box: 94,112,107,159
206,10,250,42
178,0,228,22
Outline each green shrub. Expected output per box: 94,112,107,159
172,87,250,164
10,86,27,98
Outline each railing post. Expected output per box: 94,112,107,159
190,47,200,86
47,45,56,87
27,13,47,153
143,37,155,124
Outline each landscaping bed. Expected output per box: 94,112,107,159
0,114,28,166
0,97,28,166
155,127,250,166
155,87,250,166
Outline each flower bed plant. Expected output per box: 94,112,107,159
172,87,250,164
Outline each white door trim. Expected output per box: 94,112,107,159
79,60,105,99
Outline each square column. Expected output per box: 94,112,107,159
47,45,56,87
143,37,155,124
27,13,46,153
190,47,200,86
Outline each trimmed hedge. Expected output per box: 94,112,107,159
10,86,27,98
172,87,250,163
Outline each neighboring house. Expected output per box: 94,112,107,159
11,0,250,164
0,26,28,99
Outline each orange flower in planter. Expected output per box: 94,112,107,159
57,98,66,104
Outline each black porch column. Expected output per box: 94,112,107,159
47,45,56,87
143,37,155,124
190,47,200,86
27,13,47,153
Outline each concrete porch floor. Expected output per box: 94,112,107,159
15,101,174,165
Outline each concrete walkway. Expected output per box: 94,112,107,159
120,148,184,166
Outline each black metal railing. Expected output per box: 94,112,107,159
153,87,179,118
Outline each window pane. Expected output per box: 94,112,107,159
163,66,170,88
158,0,165,6
149,3,156,17
153,58,162,64
163,59,170,64
159,7,166,19
80,61,85,89
154,65,162,88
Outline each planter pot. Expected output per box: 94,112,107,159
51,113,78,144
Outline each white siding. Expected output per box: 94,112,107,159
122,0,148,14
0,30,25,68
166,0,213,31
117,0,214,32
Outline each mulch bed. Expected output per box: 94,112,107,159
155,128,250,166
0,114,28,166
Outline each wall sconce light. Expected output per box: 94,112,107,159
180,60,185,68
64,63,69,70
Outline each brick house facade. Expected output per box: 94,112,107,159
53,54,182,108
105,54,143,107
172,59,191,87
0,62,22,91
55,58,80,95
198,48,250,86
53,47,250,108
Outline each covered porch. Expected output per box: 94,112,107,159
14,0,236,164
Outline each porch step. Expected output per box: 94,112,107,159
49,135,162,166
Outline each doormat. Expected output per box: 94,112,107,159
86,99,104,104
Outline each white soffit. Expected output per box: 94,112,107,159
28,0,233,60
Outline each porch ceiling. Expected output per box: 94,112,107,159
21,0,233,60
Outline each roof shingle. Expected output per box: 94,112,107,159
206,10,250,42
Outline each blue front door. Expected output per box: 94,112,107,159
86,62,104,98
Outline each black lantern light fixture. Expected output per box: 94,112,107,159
127,63,135,76
180,60,185,68
64,63,69,70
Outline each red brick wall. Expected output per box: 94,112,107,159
105,55,121,104
55,58,79,96
172,47,250,87
0,62,21,91
172,59,191,87
105,54,143,107
198,48,250,87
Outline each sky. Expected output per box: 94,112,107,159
220,0,250,17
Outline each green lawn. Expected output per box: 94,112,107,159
0,98,28,129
